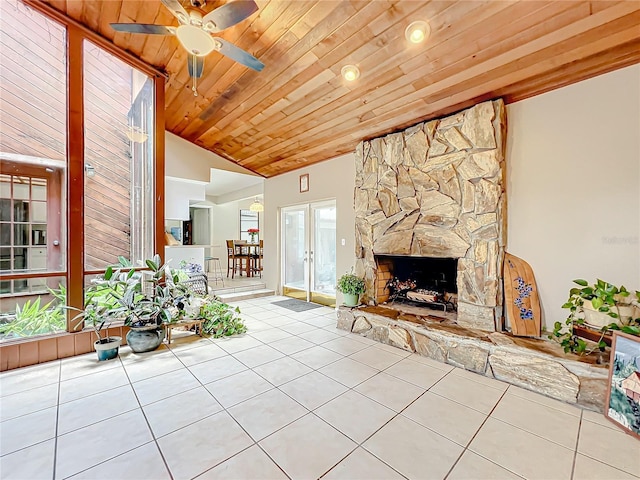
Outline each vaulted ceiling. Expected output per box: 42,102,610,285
36,0,640,177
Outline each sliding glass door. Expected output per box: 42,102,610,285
281,200,336,306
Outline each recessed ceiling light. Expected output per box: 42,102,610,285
341,64,360,82
405,20,430,44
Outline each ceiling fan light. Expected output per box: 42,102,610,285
176,25,216,56
405,20,430,44
341,65,360,82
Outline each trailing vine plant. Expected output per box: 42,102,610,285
549,279,640,355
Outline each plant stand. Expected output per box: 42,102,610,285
164,318,205,343
573,325,612,347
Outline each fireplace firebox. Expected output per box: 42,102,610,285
375,255,458,315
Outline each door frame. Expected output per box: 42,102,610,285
279,199,336,305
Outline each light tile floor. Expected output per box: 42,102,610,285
1,295,639,480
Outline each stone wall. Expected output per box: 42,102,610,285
354,100,507,331
337,306,608,411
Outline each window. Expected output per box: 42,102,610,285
0,0,67,339
0,0,164,346
83,40,155,270
0,169,63,295
240,209,259,242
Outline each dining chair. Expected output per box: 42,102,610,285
226,240,249,278
251,239,263,278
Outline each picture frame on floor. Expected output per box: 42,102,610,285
605,331,640,439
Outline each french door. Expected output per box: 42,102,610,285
281,200,336,306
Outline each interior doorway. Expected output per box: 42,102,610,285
281,200,336,306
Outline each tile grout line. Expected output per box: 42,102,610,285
441,383,519,480
166,336,296,478
52,361,61,480
314,361,460,479
570,409,584,480
120,351,176,480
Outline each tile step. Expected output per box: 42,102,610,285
217,289,275,302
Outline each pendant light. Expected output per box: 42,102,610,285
249,197,264,212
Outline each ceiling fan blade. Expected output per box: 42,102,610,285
215,37,264,72
188,54,204,79
201,0,258,33
110,23,175,35
160,0,190,24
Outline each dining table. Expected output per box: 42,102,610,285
234,241,261,277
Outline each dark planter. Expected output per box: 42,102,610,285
126,325,165,353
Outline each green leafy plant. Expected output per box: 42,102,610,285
67,255,190,342
336,271,366,295
68,277,127,343
101,255,190,328
0,296,66,338
200,299,246,338
549,279,640,354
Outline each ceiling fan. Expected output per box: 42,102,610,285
111,0,264,96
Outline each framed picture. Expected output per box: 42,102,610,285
605,331,640,439
299,173,309,193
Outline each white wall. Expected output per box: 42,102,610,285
209,198,264,266
165,132,258,182
263,154,356,302
507,64,640,330
165,177,205,220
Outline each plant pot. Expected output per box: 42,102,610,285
94,336,121,361
343,293,360,307
126,325,165,353
583,302,635,328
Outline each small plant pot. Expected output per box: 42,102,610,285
94,336,121,361
343,293,360,307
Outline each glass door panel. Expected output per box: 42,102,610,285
282,207,307,299
310,203,336,306
281,201,336,306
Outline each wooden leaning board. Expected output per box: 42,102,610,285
503,253,542,337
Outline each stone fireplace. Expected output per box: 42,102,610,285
354,100,506,332
342,99,609,411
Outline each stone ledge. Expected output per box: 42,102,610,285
337,306,608,411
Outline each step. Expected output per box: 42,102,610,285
210,283,267,295
217,289,275,302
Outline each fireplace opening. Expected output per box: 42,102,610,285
375,255,458,315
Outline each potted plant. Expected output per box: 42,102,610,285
337,271,366,307
69,277,125,361
78,255,187,354
550,279,640,355
247,228,259,243
117,255,187,352
564,279,638,328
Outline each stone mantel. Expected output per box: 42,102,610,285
353,100,507,331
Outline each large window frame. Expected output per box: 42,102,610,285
0,2,165,342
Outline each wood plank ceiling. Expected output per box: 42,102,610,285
37,0,640,177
